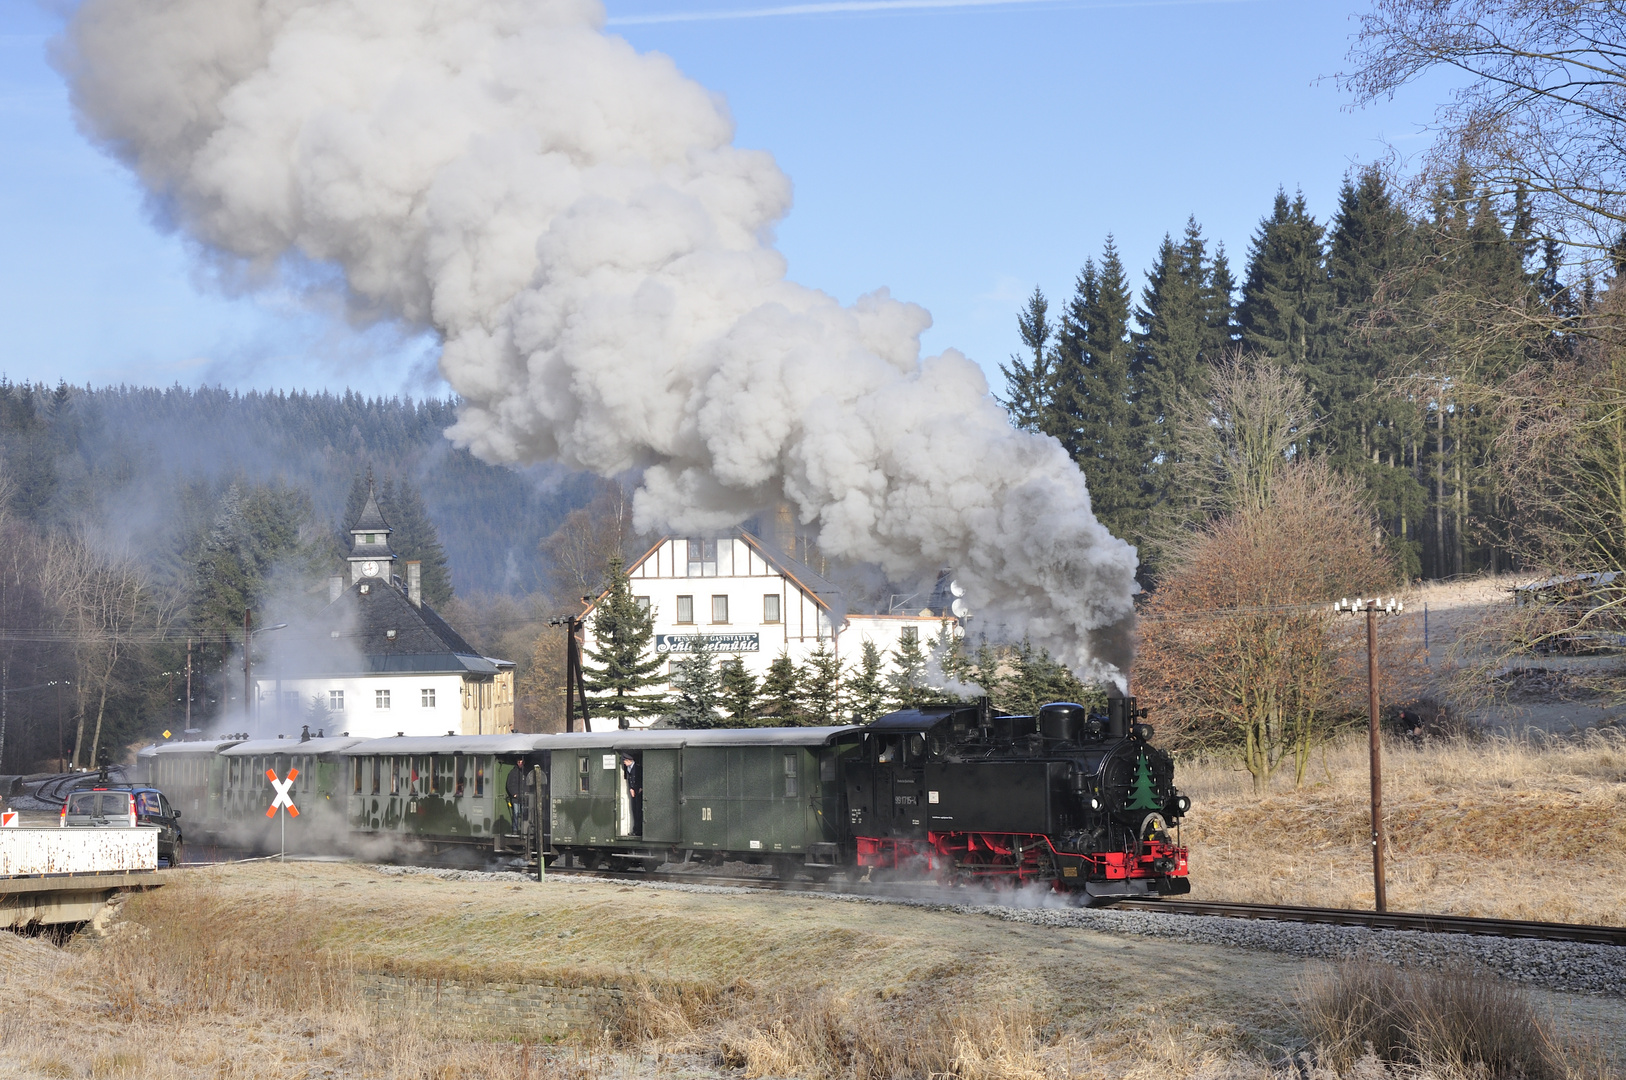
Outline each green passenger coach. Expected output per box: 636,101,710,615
544,727,856,875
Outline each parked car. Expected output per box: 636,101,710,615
61,785,184,866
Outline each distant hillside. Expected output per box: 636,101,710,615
0,381,596,594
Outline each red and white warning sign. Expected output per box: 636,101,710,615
266,768,300,818
0,810,19,827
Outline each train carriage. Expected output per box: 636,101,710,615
217,735,363,849
341,735,545,859
139,738,244,833
545,727,856,874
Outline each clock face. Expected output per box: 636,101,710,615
362,560,379,577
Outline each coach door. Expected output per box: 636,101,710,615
639,748,681,843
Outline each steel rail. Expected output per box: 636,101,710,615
541,865,1626,946
1114,897,1626,946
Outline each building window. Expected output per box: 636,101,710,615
676,595,694,624
329,690,344,712
686,537,717,565
763,594,781,623
635,596,650,614
711,595,729,623
376,689,391,710
900,626,919,646
421,688,436,708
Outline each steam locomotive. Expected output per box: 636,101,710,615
138,697,1189,902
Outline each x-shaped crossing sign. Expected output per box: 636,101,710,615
266,768,300,818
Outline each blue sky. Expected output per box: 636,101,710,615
0,0,1451,399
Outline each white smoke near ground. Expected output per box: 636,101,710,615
54,0,1138,685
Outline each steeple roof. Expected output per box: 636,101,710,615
354,487,391,533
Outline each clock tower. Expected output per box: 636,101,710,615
348,485,398,584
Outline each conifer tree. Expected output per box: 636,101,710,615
669,651,722,729
844,640,888,723
997,287,1055,435
758,652,803,724
1323,167,1427,576
1236,189,1332,368
1135,218,1229,525
380,476,454,606
718,655,759,723
997,639,1090,716
1053,237,1143,541
581,555,666,726
799,643,844,724
886,628,931,710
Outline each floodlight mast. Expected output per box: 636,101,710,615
1332,596,1404,913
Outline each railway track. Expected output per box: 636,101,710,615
540,865,1626,947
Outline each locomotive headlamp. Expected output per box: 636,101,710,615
1173,795,1191,814
1089,797,1101,810
1133,723,1154,741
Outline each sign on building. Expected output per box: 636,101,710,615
655,633,761,654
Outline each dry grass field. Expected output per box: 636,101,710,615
0,859,1621,1080
1178,730,1626,924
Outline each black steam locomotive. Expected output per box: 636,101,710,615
843,696,1190,901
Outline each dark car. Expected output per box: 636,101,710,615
61,785,184,866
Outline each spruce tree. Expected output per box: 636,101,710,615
581,555,667,726
799,643,844,724
1135,218,1228,525
997,287,1055,435
997,639,1090,716
670,652,722,729
1323,167,1427,576
380,476,454,606
886,629,931,710
1054,237,1143,542
1236,189,1332,368
718,655,759,723
844,640,888,723
758,652,803,724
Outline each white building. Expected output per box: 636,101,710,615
252,488,514,739
583,530,955,730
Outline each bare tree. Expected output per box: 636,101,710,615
539,478,648,608
1145,354,1321,565
1345,1,1626,279
39,533,172,767
1137,462,1405,791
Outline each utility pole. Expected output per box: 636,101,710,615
244,609,253,727
547,606,592,733
185,638,192,731
1333,596,1404,913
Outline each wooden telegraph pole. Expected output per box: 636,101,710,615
548,608,592,733
1333,596,1403,913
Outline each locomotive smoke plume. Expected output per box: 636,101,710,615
56,0,1138,684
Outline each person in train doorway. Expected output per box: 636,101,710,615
621,754,643,836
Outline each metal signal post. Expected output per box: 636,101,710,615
1333,596,1403,913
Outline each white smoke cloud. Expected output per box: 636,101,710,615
55,0,1139,684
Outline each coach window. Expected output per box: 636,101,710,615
763,594,781,623
711,595,729,624
783,754,798,798
676,595,694,624
390,757,401,796
371,758,381,796
474,757,487,797
577,755,590,793
455,755,466,797
353,759,363,794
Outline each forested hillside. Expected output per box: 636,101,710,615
0,385,595,594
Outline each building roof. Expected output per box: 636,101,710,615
304,577,504,676
592,526,845,616
353,487,391,533
221,736,366,757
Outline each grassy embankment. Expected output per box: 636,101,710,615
1179,730,1626,925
